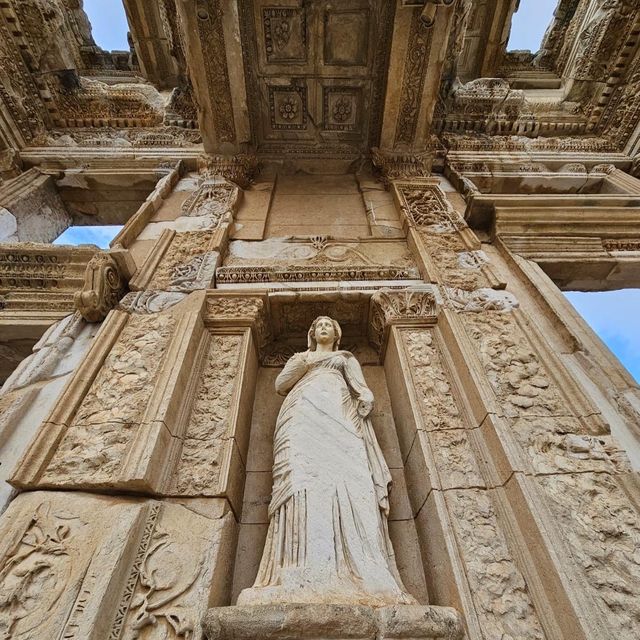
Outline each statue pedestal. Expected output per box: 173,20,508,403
203,604,464,640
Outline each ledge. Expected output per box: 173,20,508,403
203,604,464,640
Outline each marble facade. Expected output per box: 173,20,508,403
1,1,640,638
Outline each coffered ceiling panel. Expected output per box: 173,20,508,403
239,0,395,158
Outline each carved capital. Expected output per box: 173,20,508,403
205,293,271,349
199,154,259,188
371,148,433,188
74,250,134,322
369,286,438,352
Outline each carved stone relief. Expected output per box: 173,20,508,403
463,311,566,418
150,232,219,292
395,9,433,145
443,287,519,313
400,329,465,433
181,180,239,223
263,7,307,63
219,237,420,285
269,85,308,130
118,291,188,315
0,491,234,640
171,334,243,495
369,288,438,351
421,233,490,291
445,489,546,639
537,473,640,638
1,313,87,395
41,313,175,485
74,253,129,323
398,185,465,232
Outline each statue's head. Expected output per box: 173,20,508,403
308,316,342,351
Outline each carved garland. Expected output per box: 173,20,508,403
195,0,236,143
394,8,434,145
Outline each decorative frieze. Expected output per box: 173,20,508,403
217,264,420,285
198,154,259,189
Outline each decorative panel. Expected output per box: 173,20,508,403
268,85,308,130
263,7,307,63
323,87,362,132
323,9,370,67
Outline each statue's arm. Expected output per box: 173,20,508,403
275,352,309,396
344,354,374,416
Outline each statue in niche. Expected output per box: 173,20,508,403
238,316,415,607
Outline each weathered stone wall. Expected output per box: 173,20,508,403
0,166,639,640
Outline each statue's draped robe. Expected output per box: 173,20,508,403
238,350,414,606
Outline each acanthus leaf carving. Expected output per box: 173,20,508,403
369,287,438,351
371,148,433,187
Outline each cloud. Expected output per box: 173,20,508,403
565,290,640,382
53,225,122,249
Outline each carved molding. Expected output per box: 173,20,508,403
205,293,270,350
198,154,259,189
193,0,236,144
371,148,433,187
602,239,640,252
216,264,420,285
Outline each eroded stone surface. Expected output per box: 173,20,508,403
203,604,464,640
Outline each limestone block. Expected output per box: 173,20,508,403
0,491,235,640
203,604,464,640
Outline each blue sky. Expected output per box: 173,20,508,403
83,0,130,51
82,0,556,55
508,0,558,52
565,290,640,383
53,225,122,249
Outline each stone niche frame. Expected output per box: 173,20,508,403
9,291,263,517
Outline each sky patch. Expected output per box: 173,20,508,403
53,225,122,249
564,290,640,383
83,0,130,52
508,0,558,52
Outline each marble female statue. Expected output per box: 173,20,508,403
238,316,415,607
